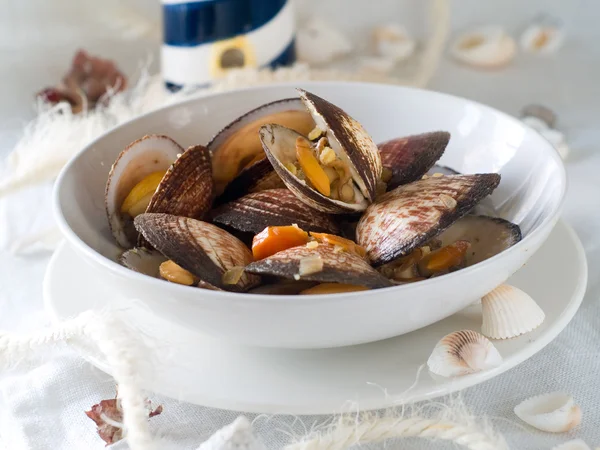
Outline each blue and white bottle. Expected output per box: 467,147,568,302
161,0,296,90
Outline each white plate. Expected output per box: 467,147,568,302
44,220,586,415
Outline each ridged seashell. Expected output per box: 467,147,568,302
105,135,183,248
118,247,167,278
260,90,382,213
211,189,341,235
216,157,285,205
451,26,516,69
134,213,260,292
245,243,392,289
520,21,564,54
356,174,501,266
208,98,315,196
481,284,545,339
296,17,353,65
514,392,582,433
372,24,416,62
378,131,450,190
427,330,502,377
552,439,591,450
437,215,522,266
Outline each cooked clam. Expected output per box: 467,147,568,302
379,131,450,190
134,213,260,291
259,89,382,214
357,174,501,266
212,189,341,235
245,243,392,289
105,135,183,248
216,157,285,204
208,98,315,196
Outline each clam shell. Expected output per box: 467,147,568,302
437,215,522,266
481,284,545,339
118,247,167,278
134,213,260,292
520,23,564,54
105,135,183,248
245,243,392,289
208,98,314,196
356,174,501,266
212,189,341,235
427,330,502,377
372,24,416,62
552,440,591,450
514,392,581,433
146,144,214,219
378,131,450,190
216,157,284,205
260,124,369,213
451,26,516,69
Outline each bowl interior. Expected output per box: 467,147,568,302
55,82,565,269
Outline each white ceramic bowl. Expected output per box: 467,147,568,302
54,82,566,349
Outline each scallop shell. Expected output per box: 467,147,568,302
245,243,392,289
211,189,341,235
356,174,501,266
118,247,167,278
481,284,545,339
552,440,591,450
134,213,260,292
427,330,502,377
378,131,450,190
437,215,522,266
208,98,314,196
514,392,581,433
372,24,416,62
105,135,183,248
520,23,564,54
451,26,516,69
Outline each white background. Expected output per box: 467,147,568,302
0,0,599,448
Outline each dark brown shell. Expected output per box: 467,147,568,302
356,174,501,266
215,157,284,205
245,243,392,289
379,131,450,190
211,189,341,235
298,89,382,202
134,213,260,292
146,144,214,218
437,215,521,265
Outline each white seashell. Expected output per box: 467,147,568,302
451,26,516,69
481,284,545,339
427,330,502,377
296,17,353,65
520,24,564,54
514,392,582,433
358,56,397,76
552,440,592,450
372,24,416,62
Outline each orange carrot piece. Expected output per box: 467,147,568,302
418,240,471,275
252,225,309,260
309,232,367,258
296,137,330,197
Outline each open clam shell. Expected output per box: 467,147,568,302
481,284,545,339
208,98,315,196
212,189,341,235
245,243,392,289
378,131,450,190
134,213,260,292
259,90,382,214
451,26,516,69
437,215,521,266
357,174,501,266
105,135,183,248
118,247,167,278
514,392,581,433
216,157,284,205
427,330,502,377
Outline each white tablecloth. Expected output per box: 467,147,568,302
1,1,599,448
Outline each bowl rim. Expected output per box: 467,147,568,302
53,80,567,303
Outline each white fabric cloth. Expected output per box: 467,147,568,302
1,0,600,449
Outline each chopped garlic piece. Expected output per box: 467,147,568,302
306,240,319,249
308,127,324,141
319,147,337,165
298,255,324,276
